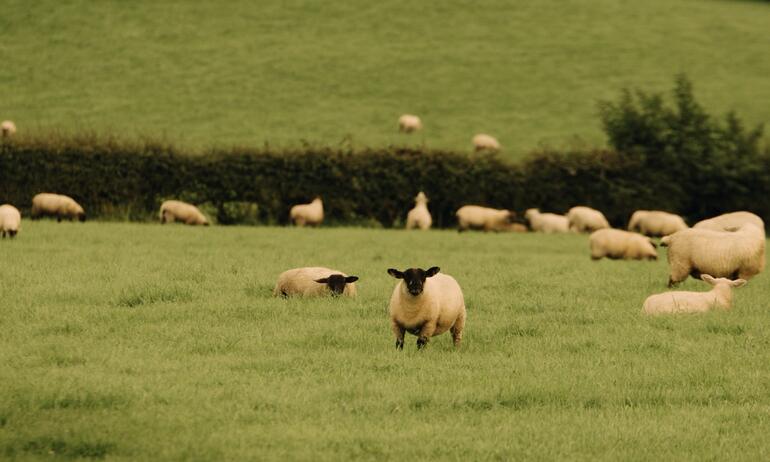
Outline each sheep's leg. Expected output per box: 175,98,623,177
451,311,466,347
416,321,437,349
391,319,405,350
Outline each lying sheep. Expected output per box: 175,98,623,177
1,120,16,137
398,114,422,133
0,204,21,238
406,192,432,230
160,200,209,226
589,229,657,260
628,210,688,237
567,206,610,233
387,266,466,349
643,274,747,315
290,197,324,227
694,211,764,232
506,223,528,233
472,134,500,152
661,223,765,287
273,267,358,297
31,193,86,222
456,205,514,232
524,208,569,234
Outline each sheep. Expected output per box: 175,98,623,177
1,120,16,137
524,208,569,234
589,229,657,261
456,205,514,232
0,204,21,238
693,211,764,232
387,266,466,349
290,197,324,227
628,210,688,237
472,134,500,152
159,200,209,226
661,223,765,287
643,274,747,315
406,192,432,230
567,206,610,233
273,267,358,297
398,114,422,133
506,223,529,233
31,193,86,222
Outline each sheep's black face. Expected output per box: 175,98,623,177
78,213,86,222
315,274,359,296
387,267,440,296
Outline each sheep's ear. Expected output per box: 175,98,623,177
425,267,440,278
345,276,359,283
314,278,329,284
701,274,716,284
387,269,403,279
731,279,747,288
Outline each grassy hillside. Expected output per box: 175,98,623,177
1,1,769,158
1,222,770,459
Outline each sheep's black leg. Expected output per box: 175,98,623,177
416,337,428,349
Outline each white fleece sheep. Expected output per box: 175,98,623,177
472,134,500,152
643,274,746,315
387,267,466,349
589,228,657,261
1,120,16,137
0,204,21,238
273,267,358,297
406,192,432,230
567,206,610,233
31,193,86,222
524,208,569,234
661,223,765,287
456,205,513,232
398,114,423,133
160,200,209,226
693,211,765,232
290,197,323,227
628,210,688,237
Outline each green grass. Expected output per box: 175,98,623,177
2,1,769,158
1,221,770,460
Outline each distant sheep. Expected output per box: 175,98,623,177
290,197,324,227
628,210,688,237
693,211,764,232
567,206,610,233
398,114,423,133
472,134,500,152
406,192,432,230
456,205,514,232
589,229,657,261
387,266,466,349
524,209,569,234
160,200,209,226
661,223,765,287
506,223,528,233
643,274,746,315
31,193,86,222
1,120,16,137
0,204,21,238
274,267,358,297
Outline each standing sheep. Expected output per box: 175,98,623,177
160,200,209,226
524,208,569,234
0,204,21,238
661,223,765,287
456,205,514,232
643,275,747,315
589,229,657,261
398,114,422,133
387,266,466,349
693,211,764,232
472,134,500,152
273,267,358,297
567,206,610,233
1,120,16,137
31,193,86,222
627,210,688,237
290,197,324,227
406,192,432,230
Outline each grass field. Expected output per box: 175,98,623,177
2,1,770,157
1,222,769,460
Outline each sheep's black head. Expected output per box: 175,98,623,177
78,212,86,222
315,274,359,296
387,267,440,296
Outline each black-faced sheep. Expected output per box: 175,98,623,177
274,267,358,297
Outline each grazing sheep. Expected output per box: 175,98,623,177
0,204,21,238
643,275,746,315
456,205,514,232
524,208,569,234
589,229,657,261
273,267,358,297
628,210,688,237
398,114,422,133
290,197,324,227
159,200,209,226
387,266,466,349
406,192,432,230
661,223,765,287
31,193,86,222
1,120,16,137
472,134,500,152
694,211,764,232
567,206,610,233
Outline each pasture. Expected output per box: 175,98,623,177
1,222,769,460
